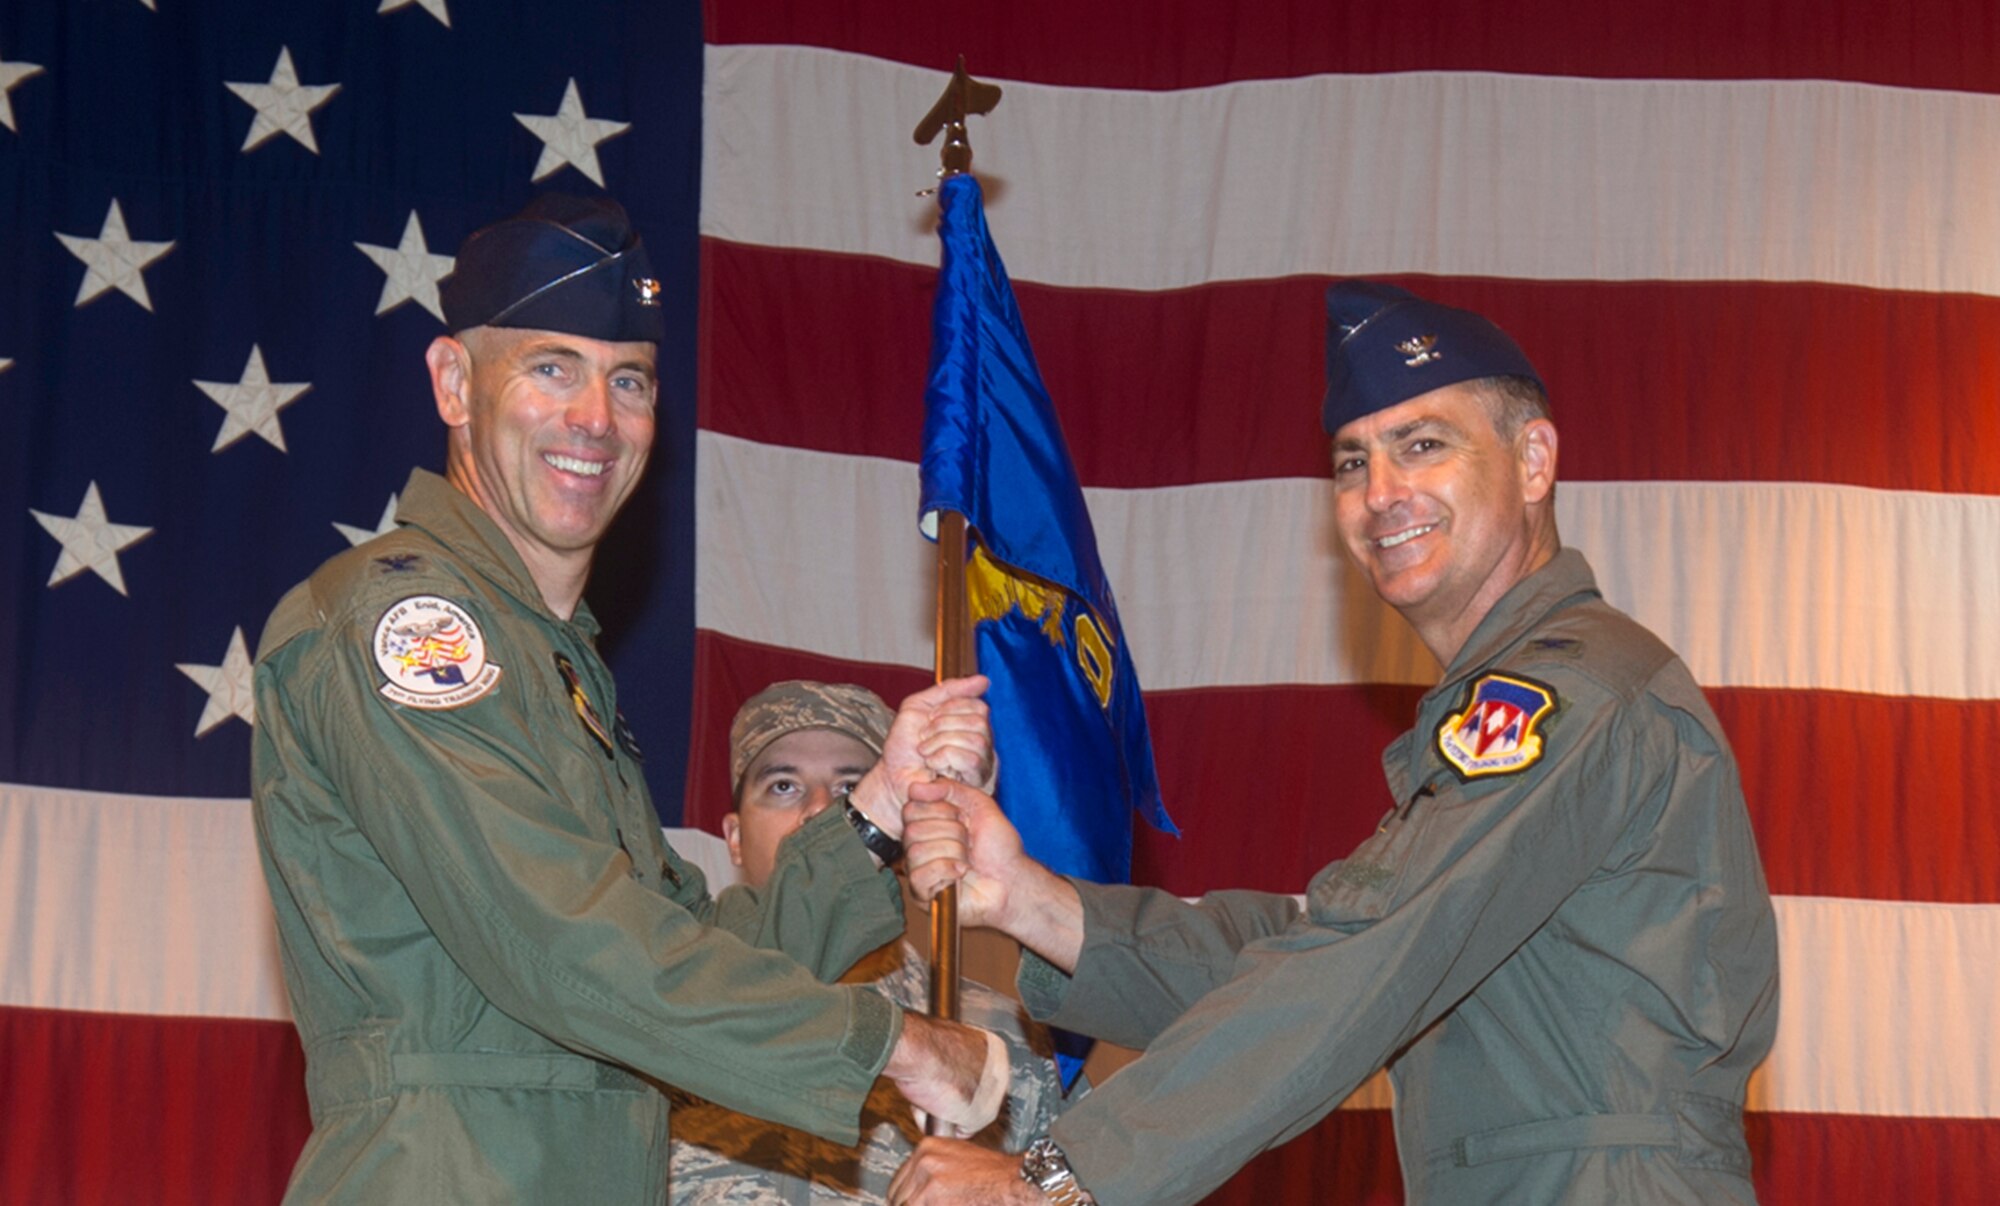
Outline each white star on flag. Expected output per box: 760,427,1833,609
335,494,401,546
0,358,11,374
29,481,154,596
379,0,450,28
194,344,312,453
55,199,176,311
177,632,258,736
514,78,629,187
0,46,44,133
177,627,257,737
355,212,456,321
226,46,340,154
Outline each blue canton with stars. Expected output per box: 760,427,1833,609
0,1,702,813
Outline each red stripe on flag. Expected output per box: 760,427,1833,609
706,0,2000,93
1719,689,2000,905
1746,1112,2000,1203
13,998,1993,1205
692,632,2000,903
1186,1109,2000,1205
703,239,2000,493
1148,685,2000,902
1195,1108,1404,1205
0,1006,310,1206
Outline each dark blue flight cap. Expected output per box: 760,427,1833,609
1322,281,1542,435
439,194,665,343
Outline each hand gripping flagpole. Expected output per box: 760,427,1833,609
913,59,1000,1127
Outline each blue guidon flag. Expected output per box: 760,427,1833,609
1436,672,1559,779
919,172,1177,888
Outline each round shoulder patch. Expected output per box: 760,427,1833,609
372,595,504,710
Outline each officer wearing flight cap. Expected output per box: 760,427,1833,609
888,282,1779,1205
251,195,1009,1205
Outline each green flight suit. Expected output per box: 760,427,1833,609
252,469,906,1205
1019,549,1779,1205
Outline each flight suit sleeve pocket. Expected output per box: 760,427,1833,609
1304,767,1518,930
1307,804,1436,928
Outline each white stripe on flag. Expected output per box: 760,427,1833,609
702,44,2000,296
1754,895,2000,1120
0,783,739,1022
696,432,2000,698
0,783,288,1021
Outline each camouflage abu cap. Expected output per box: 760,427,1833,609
729,681,894,797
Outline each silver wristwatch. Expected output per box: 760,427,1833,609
1020,1137,1097,1205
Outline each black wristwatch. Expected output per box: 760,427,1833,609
843,802,903,864
1020,1138,1097,1205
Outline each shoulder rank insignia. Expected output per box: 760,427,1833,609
373,595,502,710
552,652,613,757
1527,636,1583,658
1436,672,1557,780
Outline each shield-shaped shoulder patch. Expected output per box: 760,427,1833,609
1436,672,1558,780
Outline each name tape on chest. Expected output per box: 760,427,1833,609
1435,672,1558,780
373,595,503,709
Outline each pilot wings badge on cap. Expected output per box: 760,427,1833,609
1436,672,1557,780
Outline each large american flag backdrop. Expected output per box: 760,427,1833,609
4,1,1997,1203
0,1,703,1200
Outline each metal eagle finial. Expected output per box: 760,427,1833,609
913,55,1002,179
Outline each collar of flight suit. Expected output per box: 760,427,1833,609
1431,546,1601,696
392,467,603,639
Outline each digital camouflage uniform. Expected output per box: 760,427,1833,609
669,940,1066,1206
252,468,908,1205
1018,550,1779,1205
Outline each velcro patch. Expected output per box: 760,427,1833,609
373,595,503,710
1436,672,1557,780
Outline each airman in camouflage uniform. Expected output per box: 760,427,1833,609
669,683,1067,1205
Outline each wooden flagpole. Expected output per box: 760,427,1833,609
913,60,1001,1114
929,509,974,1026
